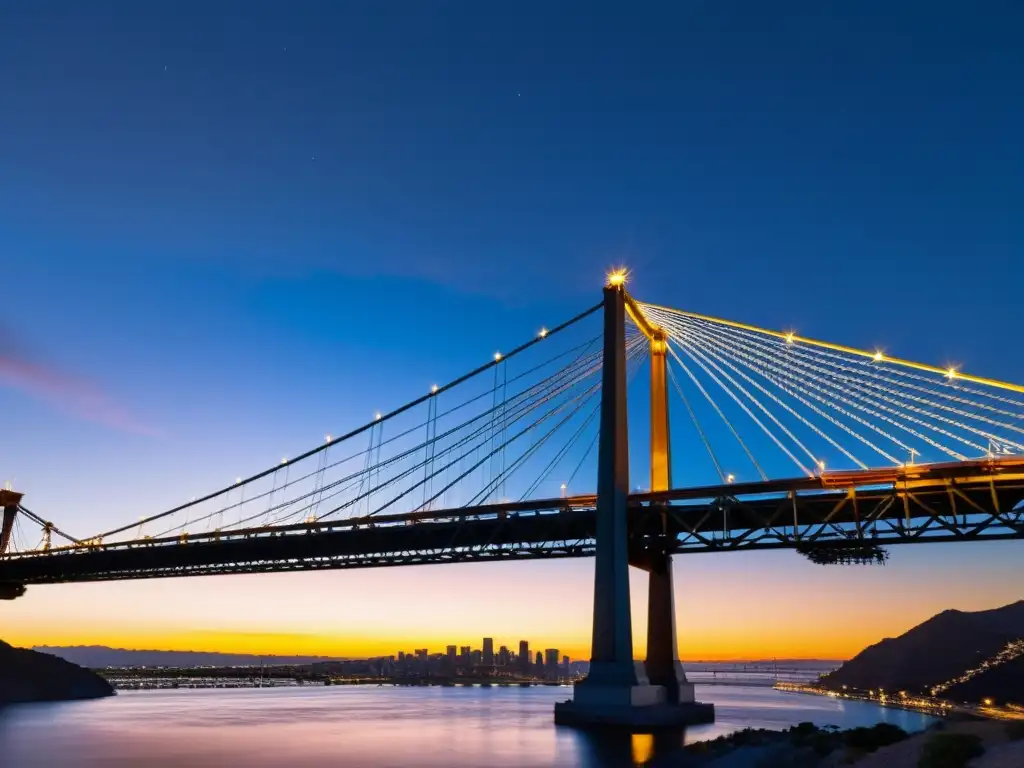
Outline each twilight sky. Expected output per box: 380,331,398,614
2,2,1023,660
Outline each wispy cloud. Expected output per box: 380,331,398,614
0,326,157,436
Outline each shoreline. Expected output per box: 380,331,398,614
103,675,801,691
774,681,1024,722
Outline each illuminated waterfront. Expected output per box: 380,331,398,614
775,682,1024,722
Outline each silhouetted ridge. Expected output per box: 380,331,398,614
0,640,114,706
944,654,1024,705
820,601,1024,705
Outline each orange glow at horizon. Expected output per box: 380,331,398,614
0,627,888,663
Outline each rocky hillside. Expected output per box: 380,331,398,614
820,600,1024,704
0,640,114,706
943,653,1024,706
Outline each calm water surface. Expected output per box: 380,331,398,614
0,685,934,767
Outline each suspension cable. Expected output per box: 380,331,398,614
670,317,902,465
666,363,725,482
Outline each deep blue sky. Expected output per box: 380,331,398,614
2,2,1023,655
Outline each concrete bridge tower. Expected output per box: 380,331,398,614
554,277,713,728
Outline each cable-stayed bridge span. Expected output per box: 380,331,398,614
3,273,1022,725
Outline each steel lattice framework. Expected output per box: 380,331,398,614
1,458,1021,587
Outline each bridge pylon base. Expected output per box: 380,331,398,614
554,696,714,731
554,661,714,730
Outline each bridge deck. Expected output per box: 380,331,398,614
2,461,1022,587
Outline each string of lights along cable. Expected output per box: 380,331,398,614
637,301,1024,484
38,301,642,550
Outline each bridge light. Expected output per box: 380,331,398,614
983,697,993,706
606,268,628,287
818,460,826,472
873,351,884,362
785,331,795,344
431,384,439,394
538,327,548,338
945,367,958,380
281,457,288,464
726,473,735,483
375,412,382,421
494,352,502,362
325,434,332,443
235,477,242,484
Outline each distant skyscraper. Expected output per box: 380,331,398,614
562,655,570,673
519,640,530,672
471,649,482,666
498,645,510,666
482,637,494,666
447,645,457,664
545,649,559,675
535,650,544,670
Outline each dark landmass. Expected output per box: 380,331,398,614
820,600,1024,704
944,653,1024,706
0,640,114,706
34,645,346,668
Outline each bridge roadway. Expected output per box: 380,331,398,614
1,459,1022,590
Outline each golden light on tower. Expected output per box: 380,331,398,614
606,268,628,287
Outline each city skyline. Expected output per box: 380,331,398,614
3,3,1023,663
391,637,572,676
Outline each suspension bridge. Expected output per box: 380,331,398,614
2,271,1023,726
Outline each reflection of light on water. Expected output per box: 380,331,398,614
631,733,654,765
0,685,939,766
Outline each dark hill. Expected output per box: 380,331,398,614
820,600,1024,699
943,653,1024,706
0,640,114,706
